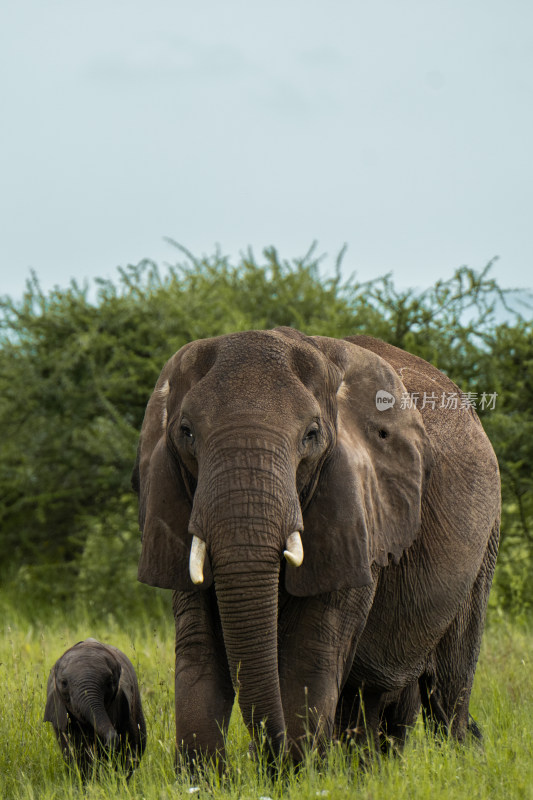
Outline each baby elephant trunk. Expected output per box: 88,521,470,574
105,728,118,749
75,688,117,746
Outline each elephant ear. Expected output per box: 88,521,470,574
134,343,213,590
107,648,147,753
286,337,431,597
43,668,68,731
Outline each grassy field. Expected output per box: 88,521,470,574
1,600,532,800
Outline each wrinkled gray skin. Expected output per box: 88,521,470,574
133,328,500,769
44,639,146,778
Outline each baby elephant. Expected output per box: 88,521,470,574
44,638,146,778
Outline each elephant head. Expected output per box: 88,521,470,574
134,328,430,753
45,640,122,748
44,638,146,771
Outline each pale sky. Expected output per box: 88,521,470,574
1,0,532,299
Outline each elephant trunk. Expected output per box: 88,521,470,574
72,683,117,745
192,434,302,756
215,557,286,754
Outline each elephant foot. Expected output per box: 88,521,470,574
175,741,226,780
246,731,294,779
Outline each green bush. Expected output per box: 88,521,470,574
0,244,531,617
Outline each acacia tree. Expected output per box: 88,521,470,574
0,245,530,615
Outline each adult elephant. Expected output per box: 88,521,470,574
133,327,500,767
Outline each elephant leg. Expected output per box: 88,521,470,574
279,585,375,759
172,588,234,771
336,681,420,755
420,520,499,741
379,682,421,750
335,684,380,750
335,682,362,740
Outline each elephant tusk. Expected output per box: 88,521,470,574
283,531,304,567
189,536,206,584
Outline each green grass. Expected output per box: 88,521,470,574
1,600,532,800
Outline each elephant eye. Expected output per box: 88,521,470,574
59,678,70,700
378,429,389,439
180,421,195,441
303,423,320,445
